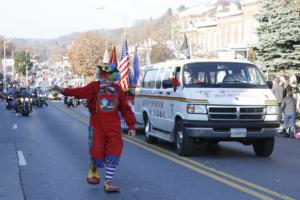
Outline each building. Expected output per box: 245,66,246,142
174,0,260,60
1,58,15,82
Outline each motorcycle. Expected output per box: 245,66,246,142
67,97,79,108
36,94,48,107
16,96,33,116
6,95,14,110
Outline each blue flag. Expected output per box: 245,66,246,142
129,46,139,86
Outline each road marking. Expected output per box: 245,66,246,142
51,101,295,200
124,137,274,200
13,124,18,130
17,151,27,166
126,135,294,200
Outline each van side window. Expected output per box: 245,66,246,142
162,68,172,89
156,68,165,89
142,69,158,88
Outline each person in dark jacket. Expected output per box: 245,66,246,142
280,89,297,137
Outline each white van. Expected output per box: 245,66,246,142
133,59,279,157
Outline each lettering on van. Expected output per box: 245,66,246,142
143,99,165,118
197,89,261,98
196,90,214,98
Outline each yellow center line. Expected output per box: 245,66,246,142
50,101,295,200
126,136,294,200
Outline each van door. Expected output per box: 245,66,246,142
161,66,180,132
150,67,166,129
140,69,159,127
133,69,145,124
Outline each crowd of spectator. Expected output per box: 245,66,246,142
271,75,298,138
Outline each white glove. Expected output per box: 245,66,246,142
128,129,136,137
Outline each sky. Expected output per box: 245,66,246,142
0,0,215,39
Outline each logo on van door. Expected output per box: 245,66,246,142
170,103,174,116
143,99,165,118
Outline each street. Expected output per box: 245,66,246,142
0,100,300,200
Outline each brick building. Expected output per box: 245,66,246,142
174,0,259,60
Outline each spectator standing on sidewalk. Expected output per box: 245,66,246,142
272,77,285,121
283,78,292,98
280,89,297,137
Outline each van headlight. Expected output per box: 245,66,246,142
266,106,278,114
187,104,207,114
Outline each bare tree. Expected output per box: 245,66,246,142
150,42,175,63
68,32,109,83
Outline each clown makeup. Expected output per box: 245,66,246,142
100,71,111,80
96,65,121,83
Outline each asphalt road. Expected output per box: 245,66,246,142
0,100,299,200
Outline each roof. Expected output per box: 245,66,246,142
142,59,254,70
178,5,215,18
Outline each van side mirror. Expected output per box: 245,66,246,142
266,81,273,89
162,80,173,89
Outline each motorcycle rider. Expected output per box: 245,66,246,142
16,87,33,115
6,86,15,109
36,87,48,107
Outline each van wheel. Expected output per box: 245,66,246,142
175,120,194,156
144,115,157,144
253,138,274,157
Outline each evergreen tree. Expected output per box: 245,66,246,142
256,0,300,72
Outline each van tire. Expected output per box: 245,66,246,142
144,115,157,144
175,120,194,156
253,137,274,157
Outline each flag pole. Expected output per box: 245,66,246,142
124,13,127,40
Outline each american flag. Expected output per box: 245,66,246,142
117,40,130,90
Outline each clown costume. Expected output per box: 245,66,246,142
53,64,136,192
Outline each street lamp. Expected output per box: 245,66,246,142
3,40,8,91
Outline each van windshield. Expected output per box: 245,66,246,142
183,62,267,88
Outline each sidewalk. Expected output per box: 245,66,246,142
0,143,24,200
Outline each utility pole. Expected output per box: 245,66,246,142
3,40,7,91
11,48,14,81
26,50,28,86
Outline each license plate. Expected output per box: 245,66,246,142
230,128,246,138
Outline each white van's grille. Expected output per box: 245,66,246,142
207,106,265,121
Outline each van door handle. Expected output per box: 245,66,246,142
166,92,171,95
159,91,163,94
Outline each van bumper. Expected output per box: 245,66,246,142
182,120,280,138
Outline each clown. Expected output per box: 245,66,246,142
53,63,136,192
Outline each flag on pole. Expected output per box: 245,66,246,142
180,33,190,59
129,46,139,86
103,48,109,64
109,45,118,66
117,39,130,91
